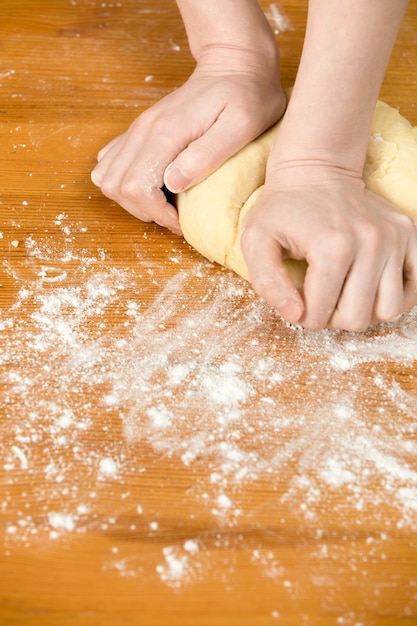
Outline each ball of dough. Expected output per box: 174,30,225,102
177,96,417,288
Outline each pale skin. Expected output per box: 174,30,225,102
91,0,417,332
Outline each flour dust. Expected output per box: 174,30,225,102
1,222,417,592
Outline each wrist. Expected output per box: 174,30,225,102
268,92,374,180
265,158,365,189
270,0,409,183
176,0,279,71
193,42,280,79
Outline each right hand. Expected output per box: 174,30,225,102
241,173,417,331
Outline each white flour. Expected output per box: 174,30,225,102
1,221,417,592
266,3,294,34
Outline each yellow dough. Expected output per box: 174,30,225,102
177,97,417,288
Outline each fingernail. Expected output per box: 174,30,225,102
277,298,303,323
164,165,191,193
90,169,101,186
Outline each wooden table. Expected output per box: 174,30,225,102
1,2,417,624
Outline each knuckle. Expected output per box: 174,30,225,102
120,178,140,201
132,107,158,129
310,231,353,268
358,221,381,252
250,273,276,297
142,109,175,136
100,177,119,200
232,105,255,131
395,212,416,232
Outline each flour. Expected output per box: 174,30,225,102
98,457,119,479
266,3,294,34
1,223,417,590
48,512,76,533
156,544,202,589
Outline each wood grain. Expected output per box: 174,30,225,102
1,2,417,625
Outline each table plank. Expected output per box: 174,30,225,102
1,2,417,625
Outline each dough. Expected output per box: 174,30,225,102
177,95,417,288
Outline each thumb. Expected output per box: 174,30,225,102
164,120,256,194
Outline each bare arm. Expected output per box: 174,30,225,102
163,0,283,192
271,0,409,178
241,0,417,331
176,0,277,61
91,1,284,234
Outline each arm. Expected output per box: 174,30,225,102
91,1,285,234
241,0,417,330
164,0,283,192
271,0,408,177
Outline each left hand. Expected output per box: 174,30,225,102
91,45,285,235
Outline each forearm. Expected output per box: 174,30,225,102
271,0,409,178
175,0,279,69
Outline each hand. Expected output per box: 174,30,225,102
91,47,285,235
240,174,417,331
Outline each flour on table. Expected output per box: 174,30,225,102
1,224,417,589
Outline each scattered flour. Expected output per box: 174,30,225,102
1,223,417,592
265,3,294,34
98,457,119,479
156,543,203,589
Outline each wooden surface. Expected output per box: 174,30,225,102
1,2,417,625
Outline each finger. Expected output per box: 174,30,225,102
91,134,131,188
327,255,382,331
403,237,417,312
299,235,354,330
373,217,417,322
164,112,265,193
240,226,304,324
96,133,125,162
92,138,182,234
372,254,405,323
120,188,182,234
96,169,181,233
